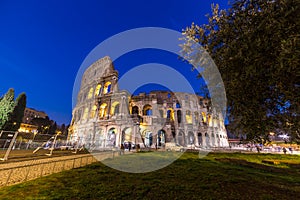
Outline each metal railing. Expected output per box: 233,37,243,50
0,151,119,187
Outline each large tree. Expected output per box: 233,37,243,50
0,89,15,130
181,0,299,143
4,93,27,131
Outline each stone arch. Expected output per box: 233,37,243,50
185,110,192,124
88,87,94,99
178,131,185,146
122,127,132,143
157,129,166,147
103,81,112,94
131,105,139,115
205,132,210,147
143,104,152,116
198,132,203,146
187,131,195,145
167,108,175,121
94,127,104,148
107,127,116,147
82,107,89,120
211,133,215,147
177,110,182,124
95,84,102,96
201,112,207,124
99,103,108,118
90,105,97,118
110,101,120,115
194,112,199,124
142,129,153,147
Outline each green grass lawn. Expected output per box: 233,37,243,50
0,152,299,200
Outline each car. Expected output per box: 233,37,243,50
166,142,184,152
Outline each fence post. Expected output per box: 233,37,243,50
80,157,83,167
24,166,31,181
72,158,76,169
40,163,44,177
5,169,13,186
62,160,66,171
52,162,56,173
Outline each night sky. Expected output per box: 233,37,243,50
0,0,229,125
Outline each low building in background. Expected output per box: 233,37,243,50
23,107,48,124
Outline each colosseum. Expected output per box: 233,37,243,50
68,56,229,150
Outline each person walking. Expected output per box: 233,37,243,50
283,147,287,154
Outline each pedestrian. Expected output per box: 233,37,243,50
120,144,125,155
128,143,131,151
288,147,293,154
283,147,287,154
256,145,260,153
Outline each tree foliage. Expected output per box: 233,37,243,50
4,93,27,131
0,89,15,130
181,0,300,143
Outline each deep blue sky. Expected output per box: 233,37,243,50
0,0,229,125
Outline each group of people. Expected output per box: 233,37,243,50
120,142,141,155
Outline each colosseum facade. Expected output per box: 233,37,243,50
69,56,229,150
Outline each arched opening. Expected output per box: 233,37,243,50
208,114,212,126
198,133,202,146
122,127,132,143
90,105,97,118
185,110,192,124
103,81,112,94
167,108,175,121
211,133,215,146
205,133,210,147
99,103,107,118
110,101,120,115
178,131,185,146
88,87,94,99
131,106,139,115
95,84,102,96
107,128,116,147
82,108,89,120
95,128,104,148
157,130,165,147
143,104,152,116
188,131,194,145
177,110,182,124
176,102,181,108
142,130,153,147
194,112,199,124
201,112,207,124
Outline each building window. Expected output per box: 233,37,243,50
186,110,192,124
143,105,152,116
111,102,120,115
177,110,182,123
103,82,112,94
90,105,97,118
88,87,94,99
201,112,207,123
99,103,108,118
131,106,139,115
167,108,174,121
82,108,89,120
95,84,102,96
194,112,199,124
